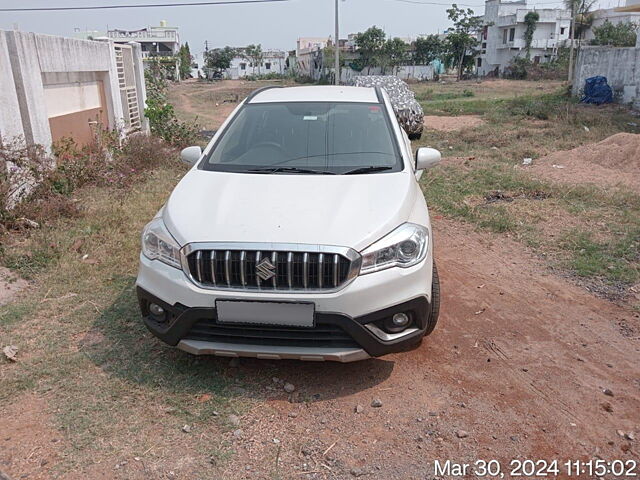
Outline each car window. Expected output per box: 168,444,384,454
201,102,401,174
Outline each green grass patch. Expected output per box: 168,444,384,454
560,229,640,283
421,162,640,287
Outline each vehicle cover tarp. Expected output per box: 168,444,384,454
581,76,613,105
351,76,424,137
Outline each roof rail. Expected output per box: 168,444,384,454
246,85,284,102
374,86,385,103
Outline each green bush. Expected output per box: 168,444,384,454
144,67,199,148
503,57,530,80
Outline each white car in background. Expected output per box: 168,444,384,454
136,85,441,362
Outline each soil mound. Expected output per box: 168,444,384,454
528,133,640,192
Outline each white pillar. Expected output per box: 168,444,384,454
0,31,24,144
5,31,52,150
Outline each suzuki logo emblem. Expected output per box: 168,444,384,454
256,257,276,281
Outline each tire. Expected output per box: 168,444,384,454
424,262,440,336
408,132,422,140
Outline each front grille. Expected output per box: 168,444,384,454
186,247,358,291
185,318,359,349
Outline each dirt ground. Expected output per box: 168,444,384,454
0,267,27,307
424,115,485,132
527,133,640,193
1,80,639,479
168,79,284,130
2,218,639,479
210,218,640,479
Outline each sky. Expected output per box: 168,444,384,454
0,0,622,61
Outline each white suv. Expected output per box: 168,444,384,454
136,85,441,362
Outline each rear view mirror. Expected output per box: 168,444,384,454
180,146,202,165
415,147,441,171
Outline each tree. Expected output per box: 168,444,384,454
591,20,638,46
204,46,237,77
178,42,192,80
354,26,387,73
523,11,540,60
244,44,264,75
384,38,409,74
445,4,485,80
413,35,443,65
565,0,597,81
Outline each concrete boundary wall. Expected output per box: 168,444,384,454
0,29,147,151
0,32,24,144
574,46,640,108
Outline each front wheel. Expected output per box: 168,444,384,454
424,262,440,336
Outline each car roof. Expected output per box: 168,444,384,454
247,85,381,104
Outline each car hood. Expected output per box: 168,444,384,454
163,169,417,251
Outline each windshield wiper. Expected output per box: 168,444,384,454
343,166,393,175
247,167,336,175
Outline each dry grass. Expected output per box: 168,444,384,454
0,160,256,476
1,79,639,478
414,81,640,304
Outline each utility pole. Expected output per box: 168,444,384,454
567,0,576,83
334,0,340,85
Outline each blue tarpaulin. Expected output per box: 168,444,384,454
581,76,613,105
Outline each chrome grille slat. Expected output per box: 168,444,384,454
318,253,324,288
271,252,278,288
186,245,357,292
302,252,309,289
240,251,246,286
224,251,231,286
255,251,262,288
195,251,203,282
210,250,216,286
287,252,293,289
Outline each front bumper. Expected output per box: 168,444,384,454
137,287,431,361
136,251,433,362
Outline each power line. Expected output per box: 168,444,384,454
0,0,290,12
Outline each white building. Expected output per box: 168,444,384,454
582,7,640,43
225,49,287,79
106,20,180,59
476,0,571,76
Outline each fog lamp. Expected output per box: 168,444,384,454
383,312,412,333
392,313,410,327
149,303,165,317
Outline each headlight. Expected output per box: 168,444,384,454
141,217,182,269
360,223,429,274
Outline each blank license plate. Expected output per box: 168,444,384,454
216,300,315,328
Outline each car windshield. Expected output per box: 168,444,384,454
201,101,401,174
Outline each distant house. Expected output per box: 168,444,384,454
294,34,435,82
582,7,640,44
615,0,640,46
75,21,181,78
476,0,571,76
295,37,331,77
224,49,287,79
106,21,180,59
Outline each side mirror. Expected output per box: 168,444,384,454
415,147,441,171
180,146,202,165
